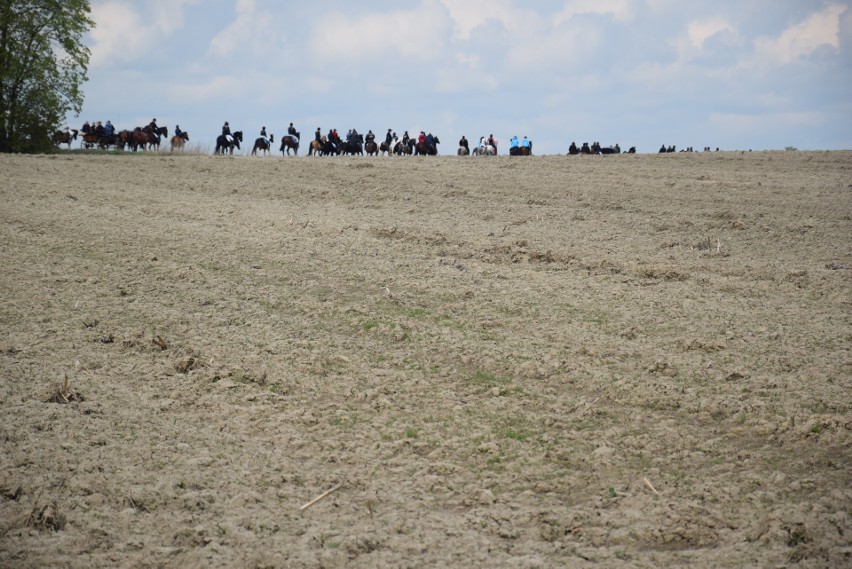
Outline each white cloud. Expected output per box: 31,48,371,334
554,0,634,25
439,0,537,40
687,18,736,49
755,3,847,64
506,23,602,73
89,2,150,67
311,5,447,62
89,0,201,67
207,0,275,57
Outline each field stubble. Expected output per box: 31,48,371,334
0,151,849,567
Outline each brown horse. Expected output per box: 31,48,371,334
415,136,440,156
117,130,133,150
80,132,100,149
128,129,149,151
251,134,274,156
280,134,299,156
365,140,378,156
308,138,323,156
170,132,189,151
143,126,168,150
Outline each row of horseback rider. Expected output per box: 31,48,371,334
57,118,184,150
311,128,440,156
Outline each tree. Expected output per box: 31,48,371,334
0,0,94,153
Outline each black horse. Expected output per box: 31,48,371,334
215,131,243,155
342,134,364,155
415,136,440,156
599,144,621,154
321,139,340,156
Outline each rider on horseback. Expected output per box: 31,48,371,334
260,126,269,146
222,121,232,144
459,136,469,152
365,130,375,144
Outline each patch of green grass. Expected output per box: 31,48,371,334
405,308,429,317
493,416,534,442
404,427,419,439
362,320,378,331
469,370,510,385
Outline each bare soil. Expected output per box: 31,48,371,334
0,151,850,568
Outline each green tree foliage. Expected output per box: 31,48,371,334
0,0,94,153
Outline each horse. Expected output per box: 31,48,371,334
321,139,340,156
510,145,532,156
457,146,469,156
342,134,364,156
117,130,133,150
599,144,621,155
365,140,378,156
568,142,580,155
251,133,275,156
393,139,413,155
80,131,100,149
146,126,168,150
52,129,78,148
280,133,300,156
415,136,439,156
215,131,242,155
308,138,323,156
118,127,150,152
472,144,496,156
380,138,397,156
170,132,189,152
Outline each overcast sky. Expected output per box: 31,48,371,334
68,0,852,155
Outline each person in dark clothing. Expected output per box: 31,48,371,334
315,128,322,142
459,136,469,152
222,122,231,136
385,129,393,146
288,122,297,136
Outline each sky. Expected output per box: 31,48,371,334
68,0,852,155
